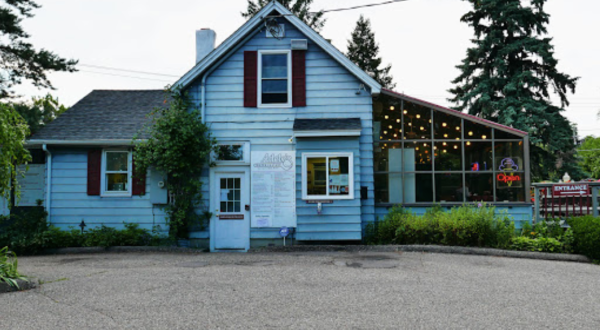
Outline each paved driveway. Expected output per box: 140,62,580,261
3,251,600,329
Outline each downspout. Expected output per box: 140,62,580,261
42,144,52,224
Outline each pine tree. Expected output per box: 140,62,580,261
242,0,325,32
449,0,583,180
1,0,77,99
346,15,395,89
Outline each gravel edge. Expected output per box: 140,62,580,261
40,246,207,255
0,279,36,294
251,245,592,263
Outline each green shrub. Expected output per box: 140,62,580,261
0,206,49,255
510,236,565,253
44,227,85,249
365,204,515,249
0,246,27,288
567,216,600,261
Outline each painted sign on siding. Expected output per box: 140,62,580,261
16,164,45,206
250,151,296,228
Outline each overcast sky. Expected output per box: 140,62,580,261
13,0,600,137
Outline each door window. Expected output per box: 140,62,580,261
220,177,241,213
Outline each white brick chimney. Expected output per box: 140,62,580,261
196,28,216,64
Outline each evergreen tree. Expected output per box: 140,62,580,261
1,0,77,99
242,0,325,32
11,94,68,136
449,0,582,181
346,15,395,89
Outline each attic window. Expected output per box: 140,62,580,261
258,50,291,107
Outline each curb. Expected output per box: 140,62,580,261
0,279,36,294
41,246,207,255
252,245,592,263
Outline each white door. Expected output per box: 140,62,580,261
212,171,250,251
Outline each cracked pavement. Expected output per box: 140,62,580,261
2,251,600,329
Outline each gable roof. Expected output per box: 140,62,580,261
29,90,168,144
174,1,381,95
381,89,528,137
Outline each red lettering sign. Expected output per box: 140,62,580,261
497,173,521,185
552,183,589,196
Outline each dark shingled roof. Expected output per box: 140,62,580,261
293,118,362,131
30,90,168,141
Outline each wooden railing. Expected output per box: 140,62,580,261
532,182,600,223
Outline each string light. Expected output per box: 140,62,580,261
390,106,395,111
442,122,447,127
416,114,421,119
482,135,487,139
456,126,460,131
404,110,408,114
385,115,389,119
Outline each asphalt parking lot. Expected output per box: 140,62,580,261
3,251,600,329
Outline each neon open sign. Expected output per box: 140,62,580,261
497,173,521,184
497,158,520,187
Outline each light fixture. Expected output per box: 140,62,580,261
443,150,447,153
390,106,395,111
456,126,460,131
455,138,460,141
423,143,427,147
442,122,447,127
404,110,408,114
379,136,383,140
434,146,438,150
383,131,388,134
396,119,401,123
393,134,398,138
429,119,432,123
468,131,473,136
416,147,420,151
482,135,487,139
421,136,425,139
408,122,412,126
420,126,425,131
443,142,447,146
444,134,448,138
399,129,402,133
384,115,389,119
389,125,393,129
466,141,471,146
416,114,421,119
454,145,458,149
384,143,387,147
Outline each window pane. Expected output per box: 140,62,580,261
465,142,493,172
494,128,522,140
374,143,403,172
373,97,402,142
434,142,462,171
495,142,524,171
435,173,463,202
405,141,432,171
375,173,403,204
496,185,526,202
405,173,433,202
106,152,128,171
262,54,287,78
329,157,350,196
465,173,494,202
465,120,491,140
262,79,287,93
106,173,128,192
403,100,431,140
217,145,244,161
433,110,462,140
262,93,288,104
306,157,327,196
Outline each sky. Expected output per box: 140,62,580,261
12,0,600,138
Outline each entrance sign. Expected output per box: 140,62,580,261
251,151,296,228
553,183,589,196
16,165,45,206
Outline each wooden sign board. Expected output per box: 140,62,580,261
552,183,589,196
219,214,244,220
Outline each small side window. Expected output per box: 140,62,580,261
101,150,132,196
302,153,354,200
214,142,250,164
258,50,291,107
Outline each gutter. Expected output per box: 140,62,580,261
42,144,52,224
27,139,146,146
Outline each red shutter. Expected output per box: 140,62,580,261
244,51,258,107
132,157,146,196
87,149,101,196
292,50,307,107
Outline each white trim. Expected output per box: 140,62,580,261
301,152,354,200
257,50,292,108
294,130,361,138
100,149,133,198
173,1,381,95
212,141,251,165
28,139,142,146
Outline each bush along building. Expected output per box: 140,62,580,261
25,1,532,251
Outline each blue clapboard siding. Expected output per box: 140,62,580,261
186,19,374,240
49,149,167,231
373,205,533,230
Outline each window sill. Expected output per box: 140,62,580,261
302,196,355,201
101,193,133,198
257,104,292,109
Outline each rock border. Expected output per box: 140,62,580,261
0,279,36,294
252,245,591,263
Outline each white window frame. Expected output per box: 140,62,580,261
257,49,292,108
101,149,132,197
212,141,251,165
302,152,354,200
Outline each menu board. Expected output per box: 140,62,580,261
251,151,296,228
16,164,45,206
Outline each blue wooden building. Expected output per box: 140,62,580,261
27,2,532,251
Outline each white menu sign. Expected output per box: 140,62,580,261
251,151,296,228
16,164,45,206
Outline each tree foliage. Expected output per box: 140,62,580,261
1,0,77,99
578,136,600,179
449,0,582,181
11,94,68,136
241,0,325,31
346,15,395,89
0,103,31,201
133,89,217,239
